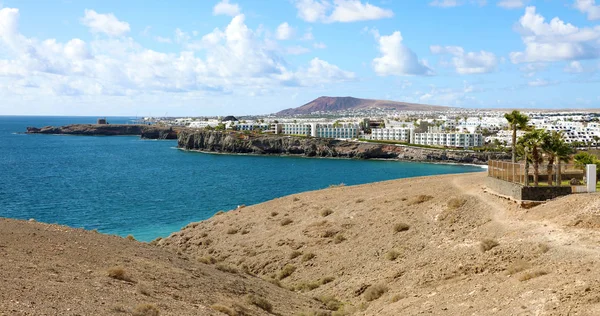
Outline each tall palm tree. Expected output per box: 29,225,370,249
542,131,573,186
504,110,530,163
518,129,548,186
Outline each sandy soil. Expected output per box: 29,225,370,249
4,171,600,315
0,219,324,315
160,172,600,316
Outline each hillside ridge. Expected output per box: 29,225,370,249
276,96,449,115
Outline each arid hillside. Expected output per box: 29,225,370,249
0,219,325,316
160,172,600,316
276,96,448,115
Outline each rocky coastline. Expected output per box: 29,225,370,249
26,124,179,140
177,130,510,165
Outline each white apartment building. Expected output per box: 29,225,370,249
275,122,359,139
411,132,484,148
189,120,220,128
370,128,412,142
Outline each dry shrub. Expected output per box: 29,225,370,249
226,228,239,234
295,281,321,292
198,256,217,264
537,243,550,253
320,276,335,284
302,253,316,262
321,229,338,238
211,304,236,316
289,251,303,259
216,264,238,274
317,295,343,311
519,270,548,281
215,210,225,216
293,197,300,202
321,209,334,217
137,283,152,296
132,304,159,316
390,294,407,303
240,229,250,235
408,195,433,205
126,235,136,241
447,197,467,209
246,294,273,313
506,259,530,275
385,250,401,261
278,264,296,280
281,218,293,226
393,223,410,233
364,284,388,301
110,306,127,313
334,234,346,244
480,239,499,252
267,277,282,287
356,198,365,203
107,267,132,282
270,211,279,217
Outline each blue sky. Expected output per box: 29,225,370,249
1,0,600,116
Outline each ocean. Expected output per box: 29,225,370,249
0,116,484,241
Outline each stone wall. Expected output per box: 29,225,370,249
486,176,572,201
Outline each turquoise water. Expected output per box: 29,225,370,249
0,116,484,241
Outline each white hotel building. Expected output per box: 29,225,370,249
370,128,412,142
411,132,484,148
275,122,359,139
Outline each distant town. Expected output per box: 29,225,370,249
138,107,600,151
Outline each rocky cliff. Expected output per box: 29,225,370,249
177,130,509,164
26,124,179,139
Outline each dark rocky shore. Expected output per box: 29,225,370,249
178,130,510,165
26,124,179,139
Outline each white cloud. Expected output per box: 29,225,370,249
575,0,600,21
372,31,433,76
429,0,487,7
294,0,393,23
286,45,310,55
0,8,354,100
80,9,130,37
519,62,546,77
509,6,600,63
564,61,584,73
497,0,527,9
301,28,315,40
313,42,327,49
430,45,498,74
213,0,241,16
276,22,295,40
528,78,557,87
155,36,172,43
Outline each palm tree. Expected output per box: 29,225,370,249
542,131,573,186
518,129,548,186
505,110,530,163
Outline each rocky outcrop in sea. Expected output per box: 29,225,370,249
177,130,510,164
26,124,178,139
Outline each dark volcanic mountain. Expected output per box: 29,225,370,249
276,96,449,115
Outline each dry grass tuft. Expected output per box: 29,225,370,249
302,253,316,262
317,295,343,311
278,264,296,280
280,218,293,226
385,250,401,261
480,239,499,252
334,234,346,244
364,284,388,301
211,304,236,316
270,211,279,217
132,304,159,316
293,197,300,202
447,197,467,209
107,267,132,282
408,195,433,205
126,235,136,241
355,198,365,203
198,256,217,264
329,183,345,188
506,259,530,275
537,243,550,254
226,228,239,235
216,264,238,274
246,294,273,313
320,276,335,284
519,270,548,281
215,210,225,216
321,209,334,217
289,251,303,259
393,223,410,233
295,281,321,292
240,229,250,235
322,229,338,238
390,293,407,303
137,283,152,296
